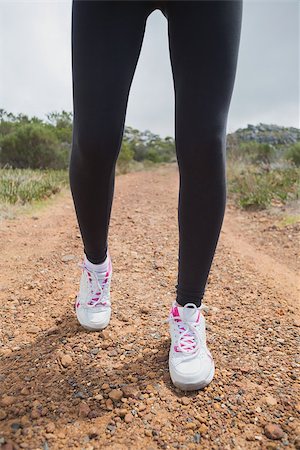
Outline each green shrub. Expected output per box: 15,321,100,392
284,142,300,167
117,141,134,174
0,123,69,169
227,162,299,210
238,142,276,165
0,168,68,204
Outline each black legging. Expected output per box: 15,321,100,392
69,0,243,307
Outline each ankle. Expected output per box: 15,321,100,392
84,252,109,272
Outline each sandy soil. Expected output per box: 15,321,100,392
0,163,299,450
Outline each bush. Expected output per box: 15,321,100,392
284,142,300,167
117,141,134,174
0,168,68,204
227,162,299,210
0,123,69,169
238,142,276,165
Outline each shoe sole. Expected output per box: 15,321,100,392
170,360,215,391
80,322,110,331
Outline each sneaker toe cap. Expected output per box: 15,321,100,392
77,307,111,329
170,352,214,386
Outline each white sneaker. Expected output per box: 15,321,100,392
166,301,215,391
74,251,113,331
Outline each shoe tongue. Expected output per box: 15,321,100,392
172,304,199,323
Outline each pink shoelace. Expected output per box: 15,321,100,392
77,256,112,308
166,303,205,356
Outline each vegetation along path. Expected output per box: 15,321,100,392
0,163,299,450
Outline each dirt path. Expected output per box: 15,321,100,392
0,163,299,450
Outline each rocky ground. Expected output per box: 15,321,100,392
0,163,299,450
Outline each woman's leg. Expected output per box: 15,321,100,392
164,0,243,306
69,0,153,264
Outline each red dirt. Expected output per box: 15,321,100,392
0,163,299,449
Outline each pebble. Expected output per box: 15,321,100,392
46,422,55,433
199,424,208,434
90,348,99,355
0,411,7,420
117,409,128,418
106,399,114,410
264,423,284,440
0,348,12,357
108,389,123,402
264,395,277,406
1,396,15,406
194,433,201,444
60,354,73,368
78,403,90,418
181,397,190,406
124,413,134,423
20,387,30,396
186,422,197,430
31,409,40,419
61,254,75,262
121,385,140,399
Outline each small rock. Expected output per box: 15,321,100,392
0,348,12,357
194,432,201,444
108,389,123,402
27,325,40,334
264,423,284,440
186,422,197,430
121,385,140,399
1,395,15,406
20,387,30,396
181,397,190,405
61,254,75,262
78,402,90,417
88,410,99,419
31,409,40,419
106,424,116,433
0,410,7,420
60,354,73,368
124,413,134,423
46,422,55,433
118,409,128,418
90,348,99,355
264,395,277,406
105,399,113,410
74,391,86,399
101,330,111,340
11,423,22,431
199,424,208,434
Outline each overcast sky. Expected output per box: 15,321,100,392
0,0,299,138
